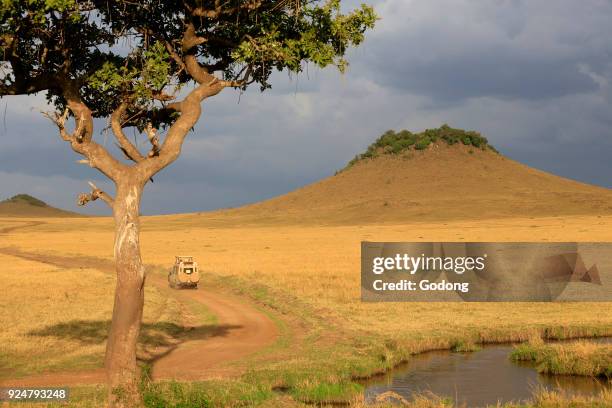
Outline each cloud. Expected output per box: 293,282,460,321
1,0,612,214
358,0,612,103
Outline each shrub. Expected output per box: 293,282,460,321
343,124,496,170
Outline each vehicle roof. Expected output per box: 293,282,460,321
175,256,194,261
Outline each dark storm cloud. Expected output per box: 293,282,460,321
366,51,599,102
2,0,612,214
356,0,612,104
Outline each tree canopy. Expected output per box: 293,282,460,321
1,0,376,131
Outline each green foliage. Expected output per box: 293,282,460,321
290,380,363,404
450,339,482,352
139,376,273,408
1,0,377,127
510,343,541,362
141,382,212,408
232,0,376,74
0,0,80,23
86,41,171,114
346,124,497,168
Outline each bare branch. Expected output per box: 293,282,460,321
115,143,139,162
42,98,127,182
161,39,187,71
111,102,145,163
145,123,160,157
177,23,238,85
152,91,175,102
182,24,218,84
41,107,86,141
78,181,114,208
219,65,255,89
138,79,225,180
0,75,57,95
121,102,182,128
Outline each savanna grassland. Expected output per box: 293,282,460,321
2,213,612,407
2,143,612,406
5,215,612,338
0,251,209,379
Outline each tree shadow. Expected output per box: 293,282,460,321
28,320,241,363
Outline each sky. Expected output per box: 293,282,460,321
1,0,612,215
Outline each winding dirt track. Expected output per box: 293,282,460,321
0,239,279,386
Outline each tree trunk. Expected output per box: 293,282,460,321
105,180,146,408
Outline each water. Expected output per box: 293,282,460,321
364,340,611,407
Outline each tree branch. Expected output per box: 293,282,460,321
0,75,58,95
220,65,255,88
121,102,182,128
111,102,145,163
138,80,224,180
181,23,218,85
42,84,128,182
78,181,114,208
42,108,83,141
189,0,264,18
145,123,160,157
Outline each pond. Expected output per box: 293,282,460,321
364,339,611,407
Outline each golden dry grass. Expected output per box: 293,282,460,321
0,252,188,378
3,214,612,348
347,388,612,407
2,213,612,405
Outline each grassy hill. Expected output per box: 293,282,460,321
0,194,82,217
202,126,612,225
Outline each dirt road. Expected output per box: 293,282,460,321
0,220,46,234
0,247,279,386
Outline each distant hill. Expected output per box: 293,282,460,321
0,194,82,217
205,126,612,225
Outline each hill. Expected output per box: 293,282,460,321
0,194,82,217
206,126,612,225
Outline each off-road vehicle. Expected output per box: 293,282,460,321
168,256,199,289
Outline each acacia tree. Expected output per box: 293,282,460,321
0,1,375,406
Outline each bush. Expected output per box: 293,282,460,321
343,124,496,170
414,136,431,150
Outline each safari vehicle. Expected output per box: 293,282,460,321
168,256,200,289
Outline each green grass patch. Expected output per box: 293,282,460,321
139,363,274,408
450,339,481,353
510,340,612,378
291,381,363,404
